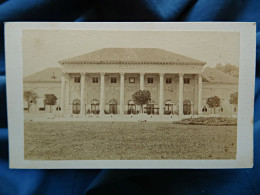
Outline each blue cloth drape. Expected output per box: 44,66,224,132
1,0,260,194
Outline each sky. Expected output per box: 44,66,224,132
23,30,240,76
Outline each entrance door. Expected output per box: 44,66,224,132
109,104,117,114
128,100,136,114
72,99,80,114
91,104,99,114
147,104,154,115
183,100,191,115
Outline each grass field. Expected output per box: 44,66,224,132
24,121,237,160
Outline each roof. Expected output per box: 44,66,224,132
23,67,62,82
59,48,206,65
24,67,238,84
202,67,238,84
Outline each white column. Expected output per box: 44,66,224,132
100,72,105,115
159,73,164,115
80,73,86,116
140,73,144,90
120,72,125,114
198,73,203,115
65,74,70,114
61,73,66,115
179,73,184,116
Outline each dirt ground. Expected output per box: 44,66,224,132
24,121,237,160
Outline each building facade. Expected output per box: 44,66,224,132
23,48,239,117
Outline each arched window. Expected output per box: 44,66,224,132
146,99,155,115
91,99,99,114
183,100,191,115
128,100,136,114
165,100,174,114
109,99,117,114
72,99,80,114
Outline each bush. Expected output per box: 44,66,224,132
175,117,237,126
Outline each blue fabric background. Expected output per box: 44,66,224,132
0,0,260,194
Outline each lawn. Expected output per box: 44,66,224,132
24,121,237,160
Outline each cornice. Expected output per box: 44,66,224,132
60,61,206,66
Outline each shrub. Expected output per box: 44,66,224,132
176,117,237,126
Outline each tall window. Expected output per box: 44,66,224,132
166,78,172,84
74,77,80,83
111,77,117,83
72,99,80,114
92,77,98,83
148,78,153,83
184,78,190,84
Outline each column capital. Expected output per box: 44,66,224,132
179,73,184,77
61,72,67,77
140,72,145,76
80,72,86,77
159,73,165,77
100,72,105,76
63,73,70,80
198,73,202,78
120,72,125,76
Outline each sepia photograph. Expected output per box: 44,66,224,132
5,22,255,168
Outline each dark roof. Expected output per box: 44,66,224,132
23,67,62,82
202,67,238,84
59,48,206,65
24,67,238,84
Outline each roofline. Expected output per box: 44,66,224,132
203,81,238,84
59,61,206,66
23,80,61,83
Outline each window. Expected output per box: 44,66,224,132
111,77,117,83
148,78,153,83
74,77,80,83
129,77,135,83
91,99,99,114
72,99,80,114
166,78,172,84
184,78,190,84
92,77,98,83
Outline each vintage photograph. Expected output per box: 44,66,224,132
5,22,255,168
22,29,239,160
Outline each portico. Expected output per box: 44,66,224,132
58,48,206,117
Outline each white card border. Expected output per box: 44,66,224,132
5,22,255,169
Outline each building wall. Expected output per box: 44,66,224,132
23,74,238,116
23,82,61,113
202,82,238,116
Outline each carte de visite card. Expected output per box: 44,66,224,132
5,22,255,169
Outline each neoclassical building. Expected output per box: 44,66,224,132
23,48,238,117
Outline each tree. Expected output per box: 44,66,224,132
44,94,57,113
215,63,239,78
23,90,38,113
132,90,151,114
230,92,238,111
206,96,221,114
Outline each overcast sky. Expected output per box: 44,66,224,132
23,30,240,76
